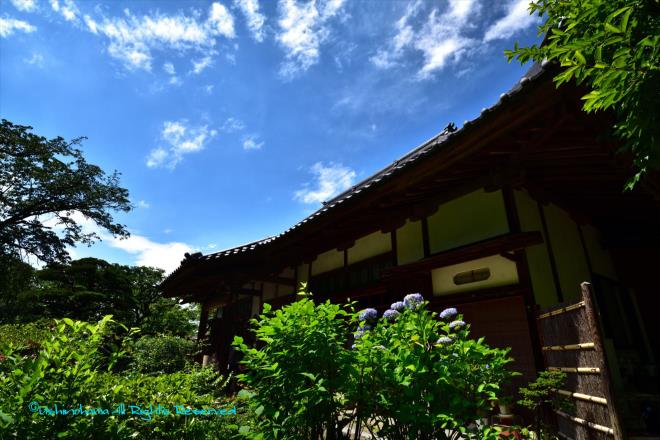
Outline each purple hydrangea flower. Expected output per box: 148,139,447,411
403,293,424,310
383,309,400,321
359,308,378,321
436,336,454,345
390,301,406,312
439,307,458,320
448,320,466,330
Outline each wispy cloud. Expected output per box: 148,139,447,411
49,0,79,22
370,0,421,69
10,0,37,12
43,211,190,273
108,233,192,273
372,0,481,79
0,16,37,37
220,117,245,132
136,200,151,209
242,134,263,150
483,0,538,42
146,120,218,169
83,2,235,71
192,55,214,74
23,52,44,67
235,0,266,42
294,162,356,204
162,61,182,84
276,0,347,79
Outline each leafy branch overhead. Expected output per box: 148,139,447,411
0,119,132,263
506,0,660,189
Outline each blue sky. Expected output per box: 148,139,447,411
0,0,542,273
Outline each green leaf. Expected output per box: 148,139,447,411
605,23,622,34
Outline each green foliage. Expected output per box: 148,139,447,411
506,0,660,188
0,256,196,337
235,293,518,440
0,316,256,439
0,319,54,352
0,254,35,324
233,297,354,439
350,301,517,440
0,119,131,264
130,335,198,374
517,370,571,438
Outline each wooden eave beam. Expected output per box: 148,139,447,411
382,231,543,279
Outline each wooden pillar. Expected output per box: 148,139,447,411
503,186,545,372
197,302,209,341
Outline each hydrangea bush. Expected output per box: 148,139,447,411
349,295,517,440
236,290,518,440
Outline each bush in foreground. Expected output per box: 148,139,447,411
235,290,517,440
0,316,255,439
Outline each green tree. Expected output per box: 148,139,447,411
0,119,131,263
506,0,660,189
11,257,197,335
0,254,36,323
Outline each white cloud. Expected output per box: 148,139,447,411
146,120,218,169
242,134,263,150
83,15,98,33
108,234,192,273
370,0,421,69
208,2,235,38
11,0,37,12
235,0,266,42
276,0,347,78
204,84,215,94
24,52,44,67
49,0,79,22
483,0,538,42
192,55,213,74
220,117,245,132
0,16,36,37
137,200,150,208
294,162,356,204
163,61,175,75
88,2,234,71
371,0,481,79
41,211,190,273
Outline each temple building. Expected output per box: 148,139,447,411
161,63,659,436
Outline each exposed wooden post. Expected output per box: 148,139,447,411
581,282,625,439
197,302,209,341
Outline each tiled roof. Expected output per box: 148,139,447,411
164,62,551,282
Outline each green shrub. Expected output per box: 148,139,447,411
233,293,353,439
130,334,198,374
235,291,517,440
0,316,256,439
0,319,55,351
350,296,516,440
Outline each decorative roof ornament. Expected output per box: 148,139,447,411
443,122,457,134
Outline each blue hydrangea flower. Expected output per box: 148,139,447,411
383,309,400,321
436,336,454,345
354,330,365,339
439,307,458,320
359,308,378,321
448,320,466,330
351,344,357,350
390,301,406,312
403,293,424,310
